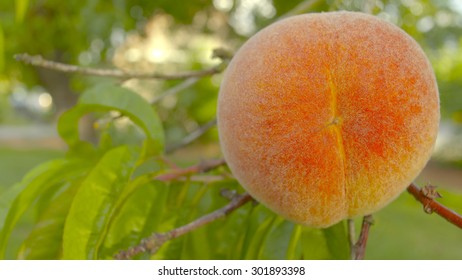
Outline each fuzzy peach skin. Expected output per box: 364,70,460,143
217,11,440,228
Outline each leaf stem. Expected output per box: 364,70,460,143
352,215,374,260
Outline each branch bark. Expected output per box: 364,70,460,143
15,53,226,80
114,192,253,260
407,183,462,229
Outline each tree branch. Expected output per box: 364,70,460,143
407,183,462,229
114,192,253,260
14,53,226,80
165,118,217,154
154,158,226,181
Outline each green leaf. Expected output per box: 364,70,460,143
175,184,219,259
153,181,201,260
297,221,349,260
152,179,251,260
153,180,249,260
62,146,139,259
15,0,29,23
0,159,88,258
218,204,254,259
240,205,278,259
58,83,164,157
33,179,69,222
17,181,81,259
286,224,303,259
323,221,349,259
0,160,58,233
99,178,168,259
197,180,251,260
258,216,295,259
300,227,331,259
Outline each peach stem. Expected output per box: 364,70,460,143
352,215,374,260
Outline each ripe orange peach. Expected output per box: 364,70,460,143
217,11,439,228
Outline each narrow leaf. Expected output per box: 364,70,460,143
99,180,167,259
0,160,60,232
0,159,88,258
323,221,349,259
286,224,303,259
17,181,80,259
300,227,331,259
240,205,277,259
258,217,294,259
62,146,138,259
298,222,349,260
154,181,200,260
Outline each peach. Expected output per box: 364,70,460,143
217,11,439,228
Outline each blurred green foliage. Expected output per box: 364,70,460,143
0,0,461,259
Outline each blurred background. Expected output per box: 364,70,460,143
0,0,461,259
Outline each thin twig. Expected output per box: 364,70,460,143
151,77,200,104
166,118,217,154
14,53,226,80
114,192,253,260
407,183,462,229
352,215,374,260
347,219,356,260
154,158,226,181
